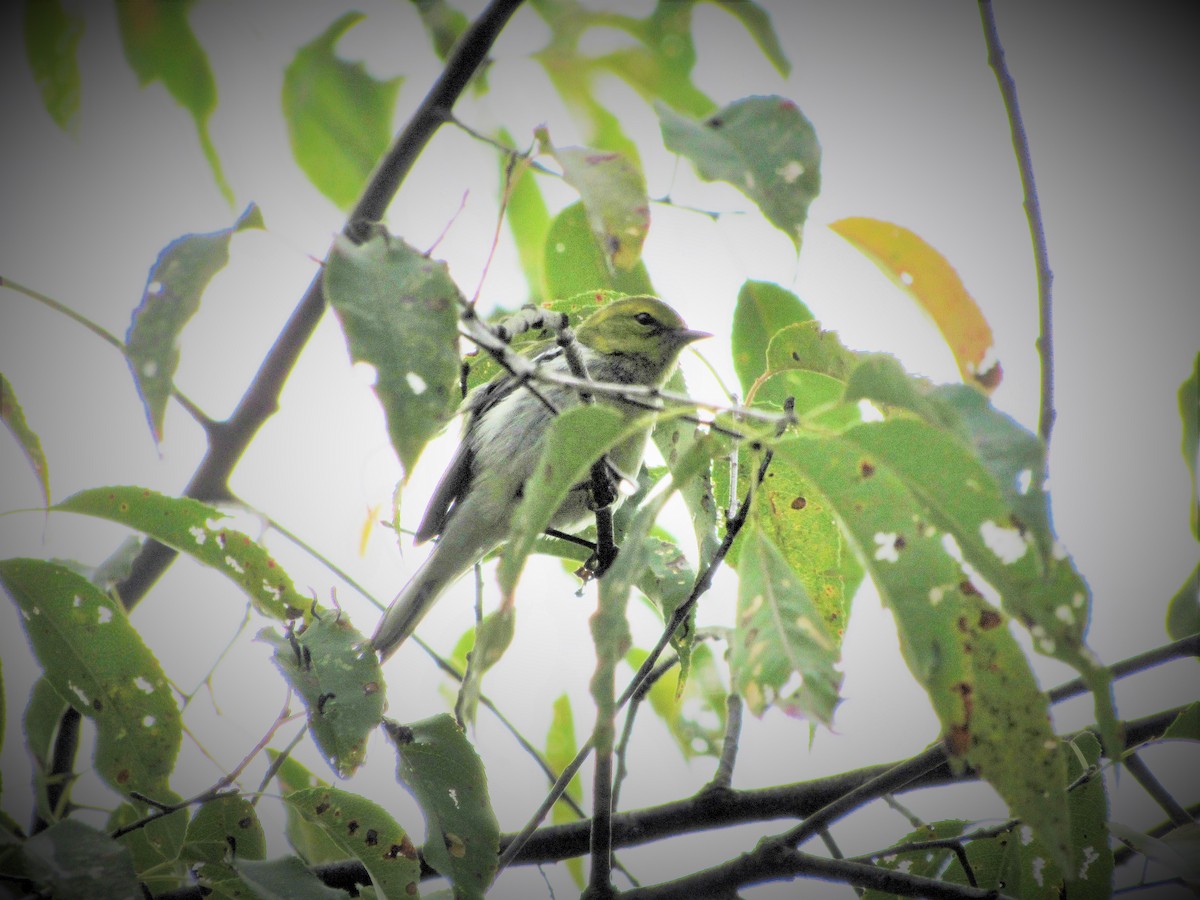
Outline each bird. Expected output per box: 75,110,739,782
370,295,709,660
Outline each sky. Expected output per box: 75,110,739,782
1,2,1197,897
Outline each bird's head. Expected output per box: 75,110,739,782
575,296,709,383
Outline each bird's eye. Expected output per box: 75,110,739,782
633,312,657,326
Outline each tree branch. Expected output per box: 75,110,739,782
978,0,1055,447
36,0,527,836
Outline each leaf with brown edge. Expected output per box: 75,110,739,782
831,217,1001,392
541,132,650,272
1,372,50,505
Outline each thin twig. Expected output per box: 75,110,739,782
1124,752,1194,827
978,0,1055,447
707,693,744,792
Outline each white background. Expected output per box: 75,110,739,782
1,2,1197,897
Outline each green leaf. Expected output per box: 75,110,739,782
283,12,403,210
54,486,308,620
541,136,650,272
499,128,551,300
764,321,856,385
283,786,421,897
1,372,49,505
712,1,790,77
773,433,1072,869
497,404,633,600
732,521,842,723
589,2,714,118
108,803,188,892
1062,732,1112,898
457,605,515,727
115,0,232,204
268,753,347,865
544,201,655,301
0,559,182,803
324,231,462,479
217,856,348,899
21,0,83,131
860,819,969,900
730,280,814,397
387,714,500,898
260,613,385,778
1168,560,1199,644
182,796,266,865
1181,353,1199,542
546,693,585,888
658,95,821,250
628,643,727,759
1163,701,1200,742
125,204,264,441
21,819,140,900
24,676,67,824
411,0,470,61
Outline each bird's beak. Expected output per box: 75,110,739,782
679,329,712,345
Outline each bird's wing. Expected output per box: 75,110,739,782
413,439,472,543
415,345,566,543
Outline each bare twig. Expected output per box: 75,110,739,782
978,0,1055,447
707,693,744,792
1124,752,1194,828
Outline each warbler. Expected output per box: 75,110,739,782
371,296,708,660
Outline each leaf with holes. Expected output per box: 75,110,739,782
860,819,969,900
283,13,403,210
732,520,842,723
774,431,1071,869
658,95,821,250
125,204,263,441
541,135,650,272
0,559,181,803
260,613,384,778
283,786,420,898
324,231,462,479
387,714,500,899
54,486,306,620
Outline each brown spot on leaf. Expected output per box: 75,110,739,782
238,816,253,829
978,609,1002,630
92,698,103,711
363,681,380,695
707,116,724,128
116,769,131,785
315,801,330,815
893,535,906,551
946,724,971,757
365,829,379,846
445,832,467,858
348,820,359,835
859,461,875,478
959,580,980,596
790,495,807,510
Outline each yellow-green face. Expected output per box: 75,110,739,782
575,296,707,366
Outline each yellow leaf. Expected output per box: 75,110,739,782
830,217,1001,392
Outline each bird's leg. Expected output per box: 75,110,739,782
585,456,621,577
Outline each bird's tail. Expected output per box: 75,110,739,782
371,542,470,661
